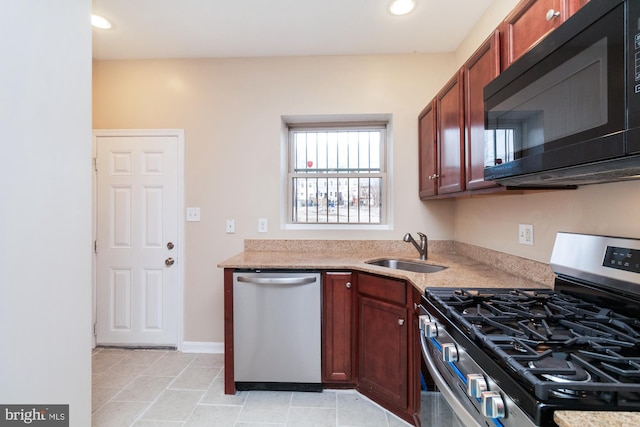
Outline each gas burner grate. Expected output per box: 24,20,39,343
425,287,640,400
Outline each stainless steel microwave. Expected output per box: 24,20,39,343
483,0,640,187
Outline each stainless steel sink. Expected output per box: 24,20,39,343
365,258,447,273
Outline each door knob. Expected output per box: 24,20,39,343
167,242,174,250
165,257,175,266
346,282,352,289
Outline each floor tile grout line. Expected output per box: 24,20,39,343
285,390,293,425
180,363,234,426
130,356,206,427
335,390,339,427
110,352,186,427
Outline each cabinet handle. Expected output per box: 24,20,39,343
545,9,560,21
346,282,352,289
398,318,405,326
428,174,440,180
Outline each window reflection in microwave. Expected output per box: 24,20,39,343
486,38,608,163
485,128,516,167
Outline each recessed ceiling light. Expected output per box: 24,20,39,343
91,14,112,30
389,0,417,16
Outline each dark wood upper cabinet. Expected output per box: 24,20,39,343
418,100,437,198
464,30,501,191
501,0,565,70
568,0,590,16
436,70,465,195
501,0,590,70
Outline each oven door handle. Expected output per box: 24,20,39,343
420,333,483,427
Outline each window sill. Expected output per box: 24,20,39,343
282,223,393,231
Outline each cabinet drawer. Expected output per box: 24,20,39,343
358,273,406,305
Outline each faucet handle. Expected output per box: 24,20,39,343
417,232,427,241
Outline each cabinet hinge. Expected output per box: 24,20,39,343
93,323,97,337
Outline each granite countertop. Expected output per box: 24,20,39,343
554,410,640,427
217,239,552,292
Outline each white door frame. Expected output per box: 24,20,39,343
92,129,185,350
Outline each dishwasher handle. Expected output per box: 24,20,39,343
236,275,317,286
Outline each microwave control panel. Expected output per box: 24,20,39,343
635,32,640,92
634,1,640,92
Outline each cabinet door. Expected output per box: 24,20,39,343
464,30,500,190
358,295,408,409
418,100,438,198
501,0,566,70
568,0,589,17
436,70,465,194
322,272,356,385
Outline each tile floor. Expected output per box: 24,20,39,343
92,348,462,427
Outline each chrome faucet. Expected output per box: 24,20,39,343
403,232,428,260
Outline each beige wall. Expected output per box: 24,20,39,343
93,54,458,343
453,181,640,263
455,0,520,66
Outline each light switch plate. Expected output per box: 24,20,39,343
186,207,201,222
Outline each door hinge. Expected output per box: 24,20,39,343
94,240,97,253
93,157,97,172
93,322,97,337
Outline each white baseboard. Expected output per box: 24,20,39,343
180,341,224,354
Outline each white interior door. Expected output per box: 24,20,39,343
95,132,181,347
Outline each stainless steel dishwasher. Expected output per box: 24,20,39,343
232,270,322,391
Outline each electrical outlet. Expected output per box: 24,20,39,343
225,219,235,233
258,218,268,233
519,224,534,245
186,207,200,222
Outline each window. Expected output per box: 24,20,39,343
284,119,390,227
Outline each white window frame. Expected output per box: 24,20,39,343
281,114,393,230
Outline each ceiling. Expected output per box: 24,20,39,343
91,0,494,60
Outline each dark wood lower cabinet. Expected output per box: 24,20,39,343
322,272,357,386
356,272,421,426
358,295,409,407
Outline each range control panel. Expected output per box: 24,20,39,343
603,246,640,273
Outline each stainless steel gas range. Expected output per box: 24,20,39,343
419,232,640,427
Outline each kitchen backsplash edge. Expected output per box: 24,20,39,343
453,241,555,287
244,239,454,255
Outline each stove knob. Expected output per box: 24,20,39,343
419,316,438,338
467,374,487,398
481,391,505,419
442,343,458,362
423,321,438,338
